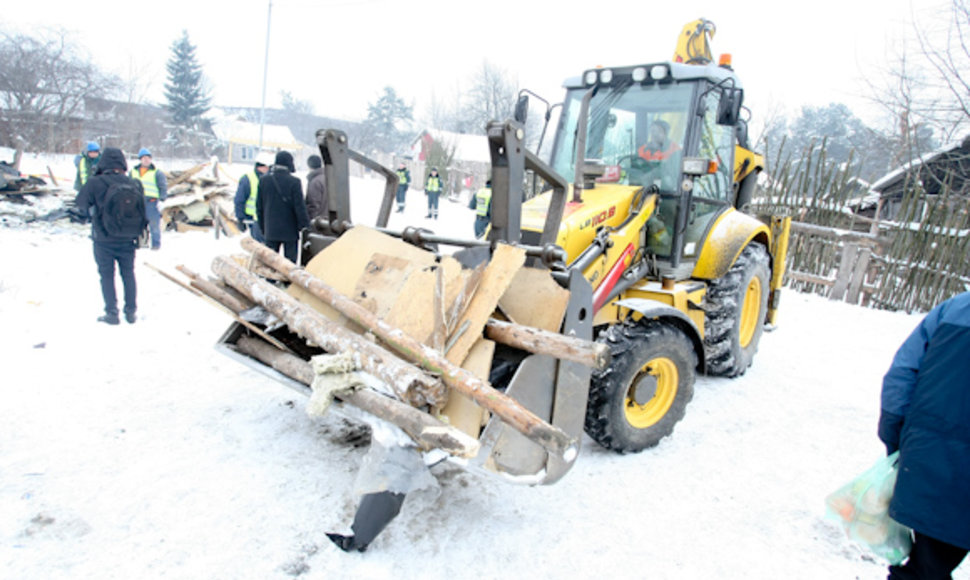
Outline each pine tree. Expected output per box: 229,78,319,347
163,30,211,129
363,86,413,153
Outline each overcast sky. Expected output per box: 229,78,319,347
3,0,950,134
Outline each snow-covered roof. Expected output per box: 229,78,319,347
870,137,970,195
210,117,304,150
412,129,491,164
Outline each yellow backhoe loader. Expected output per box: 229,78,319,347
209,18,790,550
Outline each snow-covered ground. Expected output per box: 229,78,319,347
1,170,968,579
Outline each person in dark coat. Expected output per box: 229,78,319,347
75,147,146,325
879,291,970,578
305,154,328,222
256,150,310,263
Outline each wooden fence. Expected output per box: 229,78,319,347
751,143,970,313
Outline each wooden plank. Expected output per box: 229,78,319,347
829,243,859,301
787,271,835,287
350,253,413,317
445,244,526,366
384,258,463,346
289,225,436,321
498,267,569,332
846,246,872,305
440,339,493,437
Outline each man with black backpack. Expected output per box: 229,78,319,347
76,147,148,325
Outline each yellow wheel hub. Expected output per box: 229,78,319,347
739,276,762,348
625,357,678,429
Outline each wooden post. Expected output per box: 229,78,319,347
830,243,859,301
239,238,579,460
211,255,447,408
846,246,872,305
234,336,479,458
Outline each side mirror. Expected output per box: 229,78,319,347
514,95,529,124
717,88,743,126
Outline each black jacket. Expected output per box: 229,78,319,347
75,148,145,244
257,165,310,242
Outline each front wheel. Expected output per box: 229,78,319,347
585,319,697,453
703,243,770,377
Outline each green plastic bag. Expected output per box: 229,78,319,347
824,451,912,565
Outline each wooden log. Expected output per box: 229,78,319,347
145,262,291,353
484,319,610,370
240,237,578,460
234,336,479,458
176,265,253,314
211,255,446,408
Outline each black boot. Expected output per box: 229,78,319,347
98,313,120,325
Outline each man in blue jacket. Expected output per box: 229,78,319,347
879,291,970,578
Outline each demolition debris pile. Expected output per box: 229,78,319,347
164,225,607,462
0,157,243,236
161,161,241,237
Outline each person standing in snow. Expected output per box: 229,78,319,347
74,141,101,192
75,147,147,325
394,161,410,213
878,291,970,578
423,166,443,219
129,148,167,250
305,154,328,223
257,151,310,263
234,154,270,243
468,180,492,238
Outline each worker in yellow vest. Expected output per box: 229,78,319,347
468,180,492,238
234,153,271,243
74,141,101,192
395,161,411,213
130,148,168,250
424,166,443,219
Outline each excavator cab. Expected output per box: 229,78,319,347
545,62,748,280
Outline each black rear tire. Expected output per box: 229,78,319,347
585,319,697,453
703,243,770,377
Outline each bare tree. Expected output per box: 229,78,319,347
863,0,969,167
463,60,519,134
0,28,119,152
913,0,970,139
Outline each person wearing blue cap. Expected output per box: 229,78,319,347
129,148,168,250
74,141,101,192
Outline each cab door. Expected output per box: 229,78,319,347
681,87,736,262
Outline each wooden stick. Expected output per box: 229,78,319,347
484,318,610,370
211,255,446,408
240,237,578,460
144,262,291,352
234,336,479,457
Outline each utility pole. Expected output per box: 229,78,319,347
259,0,273,152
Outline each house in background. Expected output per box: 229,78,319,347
409,129,492,199
211,116,307,164
870,136,970,221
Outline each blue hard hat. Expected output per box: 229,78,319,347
138,148,152,158
86,141,101,152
